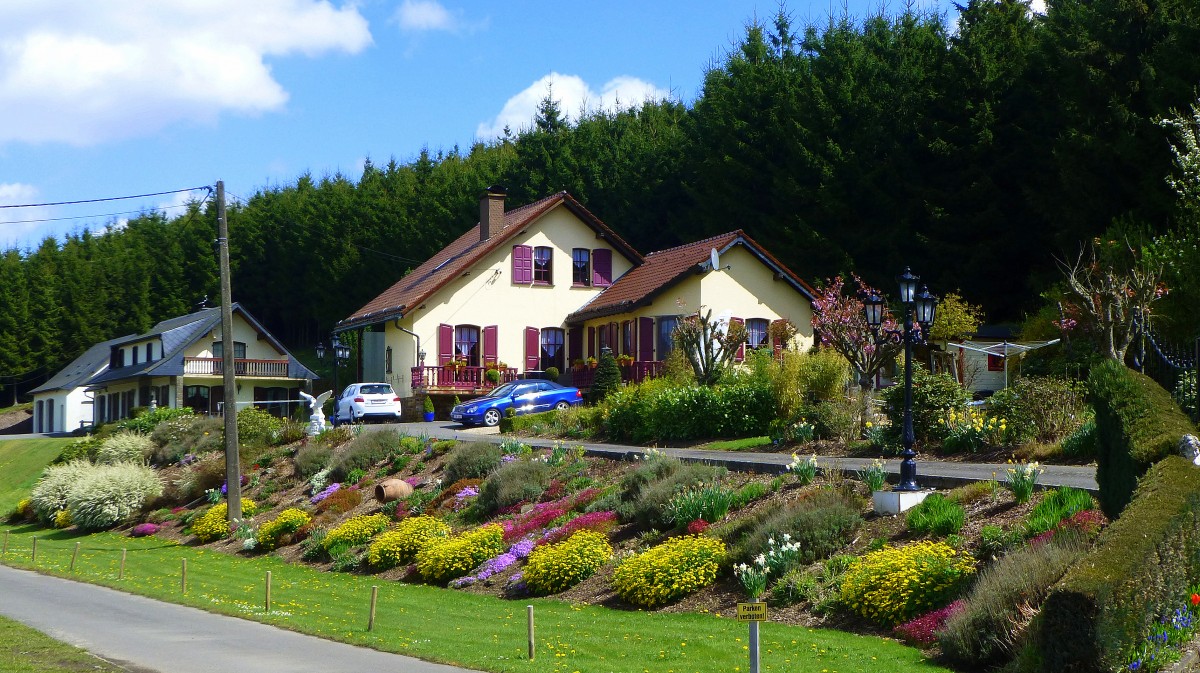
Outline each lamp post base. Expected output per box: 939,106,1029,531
873,489,932,515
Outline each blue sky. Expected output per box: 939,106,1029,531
0,0,951,250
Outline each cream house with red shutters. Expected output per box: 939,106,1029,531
337,188,816,404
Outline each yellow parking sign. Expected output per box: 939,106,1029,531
736,602,767,622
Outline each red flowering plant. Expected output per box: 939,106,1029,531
894,600,966,647
811,275,902,390
687,519,710,534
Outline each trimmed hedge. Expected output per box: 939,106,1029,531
1088,360,1196,518
1030,457,1200,672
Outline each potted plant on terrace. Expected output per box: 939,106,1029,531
423,396,436,422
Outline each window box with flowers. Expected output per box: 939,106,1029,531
616,354,634,367
572,358,586,372
586,357,598,370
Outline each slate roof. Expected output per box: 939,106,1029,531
83,304,316,389
566,230,816,324
337,192,643,331
29,335,131,395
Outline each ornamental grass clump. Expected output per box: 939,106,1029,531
905,494,966,537
192,500,258,543
725,489,862,566
255,508,312,551
665,483,736,526
416,524,505,583
523,530,613,595
95,431,154,465
322,513,390,553
443,442,503,484
65,462,164,531
478,459,552,515
367,515,451,569
839,540,976,626
612,535,726,608
30,460,94,523
1023,486,1095,538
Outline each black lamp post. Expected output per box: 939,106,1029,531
863,267,938,492
316,335,351,426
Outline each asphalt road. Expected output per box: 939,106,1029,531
386,420,1100,492
0,564,477,673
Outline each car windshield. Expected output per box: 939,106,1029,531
359,384,393,395
484,383,520,398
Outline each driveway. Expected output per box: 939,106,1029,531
0,564,478,673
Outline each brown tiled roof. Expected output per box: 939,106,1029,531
338,192,642,330
566,229,816,324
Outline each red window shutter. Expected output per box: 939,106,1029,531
513,245,532,284
592,248,612,287
588,326,596,358
773,336,784,361
638,317,654,361
483,325,498,365
438,324,454,365
569,326,583,363
608,322,619,352
524,327,540,371
732,317,746,362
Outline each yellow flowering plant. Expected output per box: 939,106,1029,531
612,535,726,607
941,408,1010,453
523,530,613,595
192,499,258,543
254,508,311,551
367,515,450,569
416,524,505,583
322,513,390,552
839,540,975,626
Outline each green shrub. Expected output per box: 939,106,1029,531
939,533,1090,669
881,365,969,442
148,415,224,464
724,489,862,566
367,515,450,569
1023,487,1095,538
95,431,154,465
192,500,258,543
402,436,429,454
988,375,1091,444
30,460,94,522
602,379,776,443
664,483,736,526
116,406,195,434
1087,360,1196,518
617,460,726,529
768,556,852,611
977,524,1017,561
294,443,333,479
443,442,502,484
276,419,308,445
905,494,966,537
806,398,859,443
499,405,605,438
797,348,852,401
839,541,976,626
1059,419,1097,459
591,351,622,401
416,524,505,583
1031,457,1200,672
55,437,101,464
173,454,227,502
255,508,311,551
611,535,726,607
523,530,613,595
65,462,163,530
330,429,399,482
545,366,560,380
322,513,390,552
237,407,283,444
731,482,768,509
477,459,551,514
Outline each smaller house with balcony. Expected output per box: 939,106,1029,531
30,303,316,433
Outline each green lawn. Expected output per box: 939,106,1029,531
697,436,774,452
0,614,125,673
0,438,72,510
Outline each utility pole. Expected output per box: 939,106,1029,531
216,180,242,523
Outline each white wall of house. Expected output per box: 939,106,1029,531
31,386,92,434
189,314,287,360
381,206,635,398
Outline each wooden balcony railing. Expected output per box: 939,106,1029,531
183,357,291,377
570,360,663,388
411,366,519,392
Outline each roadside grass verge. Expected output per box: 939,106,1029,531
0,438,73,510
697,436,773,452
0,613,126,673
0,526,949,673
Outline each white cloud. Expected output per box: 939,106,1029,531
476,73,669,139
0,182,52,243
0,0,373,146
394,0,455,31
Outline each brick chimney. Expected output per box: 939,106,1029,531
479,185,506,242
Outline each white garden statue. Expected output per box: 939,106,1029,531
299,390,332,437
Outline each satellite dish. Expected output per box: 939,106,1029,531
710,248,720,272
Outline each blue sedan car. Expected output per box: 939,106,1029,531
450,380,583,427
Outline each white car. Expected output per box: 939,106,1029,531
334,383,402,423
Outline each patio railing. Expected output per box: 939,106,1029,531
570,360,663,389
183,357,290,377
411,366,519,393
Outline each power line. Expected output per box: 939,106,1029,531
354,243,425,265
0,186,212,209
1,202,196,225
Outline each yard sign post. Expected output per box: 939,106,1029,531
737,601,767,673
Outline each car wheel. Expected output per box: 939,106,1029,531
483,409,502,427
554,401,570,411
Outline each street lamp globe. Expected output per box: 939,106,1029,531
896,267,920,304
914,286,938,329
862,291,886,330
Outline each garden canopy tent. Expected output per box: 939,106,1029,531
946,339,1061,388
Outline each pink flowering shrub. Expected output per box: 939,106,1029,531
541,511,618,545
503,505,567,543
1030,509,1107,547
130,522,160,537
894,600,966,646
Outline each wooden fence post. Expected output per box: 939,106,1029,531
181,558,187,594
368,585,379,631
70,542,80,572
119,549,127,580
265,571,272,612
527,605,535,661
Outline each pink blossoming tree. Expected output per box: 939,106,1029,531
810,275,901,391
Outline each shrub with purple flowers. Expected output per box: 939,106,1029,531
311,482,341,504
130,522,160,537
451,538,537,587
894,600,965,646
